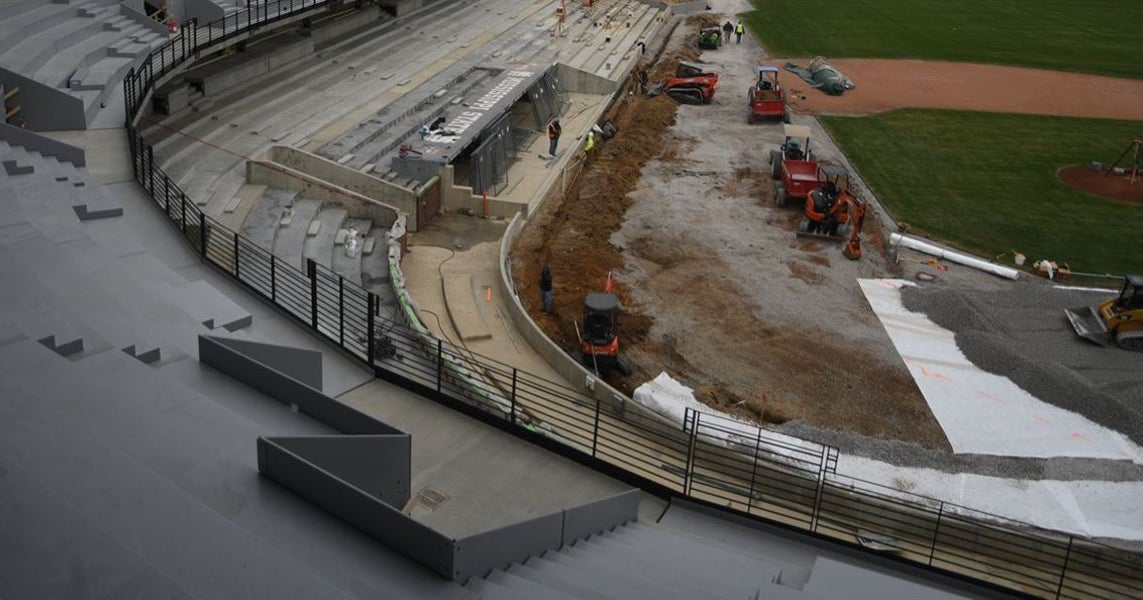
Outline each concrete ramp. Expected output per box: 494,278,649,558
443,273,492,342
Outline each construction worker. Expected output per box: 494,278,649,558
722,21,733,43
547,118,562,158
735,21,744,45
584,131,596,163
539,265,553,313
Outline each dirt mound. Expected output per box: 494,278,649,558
1058,165,1143,204
775,58,1143,120
510,33,703,384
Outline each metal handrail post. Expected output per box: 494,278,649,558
435,339,443,393
198,210,206,258
590,396,601,457
928,501,944,566
1055,536,1075,599
308,259,318,329
746,425,763,512
366,294,375,364
509,369,518,424
682,409,699,495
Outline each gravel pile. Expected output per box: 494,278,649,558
902,285,1143,446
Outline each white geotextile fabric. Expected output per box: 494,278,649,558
837,455,1143,541
859,278,1143,463
633,369,1143,540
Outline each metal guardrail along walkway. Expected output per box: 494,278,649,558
121,2,1143,598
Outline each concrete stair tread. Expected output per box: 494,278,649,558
271,198,321,272
240,187,298,252
302,207,347,271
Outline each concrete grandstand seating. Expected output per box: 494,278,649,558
0,0,166,126
0,144,256,368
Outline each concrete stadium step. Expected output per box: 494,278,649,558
563,0,639,71
2,15,109,76
302,207,347,270
151,279,253,332
467,520,790,600
37,26,137,87
271,198,321,272
240,187,297,252
484,568,579,600
593,5,660,79
0,3,77,57
66,55,133,92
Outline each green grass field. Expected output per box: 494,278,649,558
820,110,1143,274
744,0,1143,79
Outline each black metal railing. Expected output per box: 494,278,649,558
121,5,1143,598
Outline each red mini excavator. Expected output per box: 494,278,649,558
576,272,632,375
797,165,867,260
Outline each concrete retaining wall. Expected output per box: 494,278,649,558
557,63,621,95
498,212,629,413
268,145,418,229
248,154,403,229
439,165,525,220
0,68,87,131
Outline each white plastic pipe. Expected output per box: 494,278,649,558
890,233,1020,280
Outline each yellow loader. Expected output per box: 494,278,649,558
1065,274,1143,351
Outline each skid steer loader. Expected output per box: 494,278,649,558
1064,274,1143,351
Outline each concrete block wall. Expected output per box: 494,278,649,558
267,145,414,228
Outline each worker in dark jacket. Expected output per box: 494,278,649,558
722,21,733,43
540,265,553,314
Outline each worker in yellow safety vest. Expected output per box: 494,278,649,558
584,131,596,163
735,21,744,44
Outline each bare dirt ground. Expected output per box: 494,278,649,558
1058,165,1143,205
512,13,953,451
777,58,1143,120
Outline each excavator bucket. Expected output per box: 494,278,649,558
1065,306,1111,345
